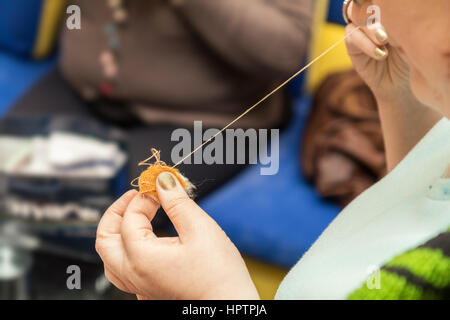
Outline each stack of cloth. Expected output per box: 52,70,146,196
0,131,126,178
0,132,126,224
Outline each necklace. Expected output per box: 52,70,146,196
98,0,129,97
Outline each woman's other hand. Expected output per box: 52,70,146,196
95,172,259,300
344,0,443,171
344,1,411,102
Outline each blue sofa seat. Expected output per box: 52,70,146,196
0,51,55,116
200,98,340,268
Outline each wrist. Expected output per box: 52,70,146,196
376,97,418,111
374,93,443,171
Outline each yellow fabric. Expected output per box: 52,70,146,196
32,0,66,59
244,257,287,300
306,0,353,93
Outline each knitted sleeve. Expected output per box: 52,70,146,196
348,227,450,300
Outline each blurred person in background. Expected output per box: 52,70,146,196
8,0,315,203
96,0,450,299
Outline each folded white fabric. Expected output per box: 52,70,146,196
26,136,53,175
49,132,119,168
0,136,33,172
0,132,126,178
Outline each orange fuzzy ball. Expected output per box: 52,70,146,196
138,164,194,202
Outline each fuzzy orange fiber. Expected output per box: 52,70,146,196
138,164,194,202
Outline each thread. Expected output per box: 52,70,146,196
172,27,359,169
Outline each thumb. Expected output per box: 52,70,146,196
156,171,210,241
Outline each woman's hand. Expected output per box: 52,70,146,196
95,172,259,300
344,1,443,171
344,1,412,102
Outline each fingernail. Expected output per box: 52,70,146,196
157,172,177,190
375,28,388,43
374,47,388,59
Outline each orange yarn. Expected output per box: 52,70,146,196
131,149,194,202
138,164,190,200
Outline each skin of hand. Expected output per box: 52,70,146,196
345,0,447,170
95,172,260,300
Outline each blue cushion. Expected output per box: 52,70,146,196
327,0,346,26
0,0,43,57
0,50,55,116
200,98,340,268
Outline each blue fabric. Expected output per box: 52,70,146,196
0,0,43,57
327,0,346,26
0,50,55,116
200,98,341,268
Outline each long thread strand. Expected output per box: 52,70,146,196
172,28,358,168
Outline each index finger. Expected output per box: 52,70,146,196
96,190,137,281
97,190,138,237
351,1,389,45
121,192,160,250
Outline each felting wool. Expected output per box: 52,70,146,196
133,149,194,202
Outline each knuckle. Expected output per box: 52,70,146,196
95,238,105,255
95,229,111,248
96,227,108,240
128,260,147,279
165,195,193,216
345,28,355,43
132,201,150,217
119,220,127,236
345,36,352,46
